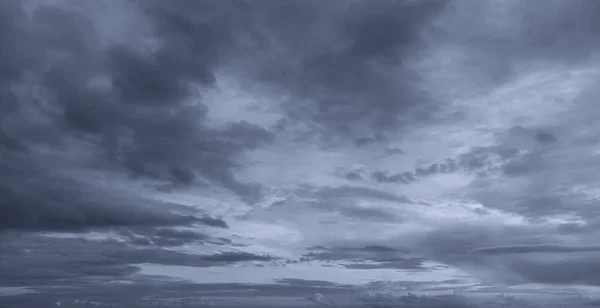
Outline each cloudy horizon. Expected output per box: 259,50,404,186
2,0,600,307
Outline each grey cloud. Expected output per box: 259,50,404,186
1,234,140,286
0,0,454,238
470,244,600,255
535,131,558,144
501,152,544,177
119,227,210,247
275,278,345,288
441,0,600,88
196,215,229,229
300,245,425,270
338,206,403,223
372,170,418,184
121,249,274,268
339,148,501,185
315,185,413,204
0,129,28,152
302,245,405,262
359,127,556,186
127,0,451,140
385,147,405,156
6,0,600,299
0,234,273,287
342,170,366,181
343,259,426,270
356,292,476,308
4,280,360,308
302,185,413,222
412,223,556,261
463,125,600,220
244,0,450,137
0,158,203,231
354,134,385,147
200,251,273,263
1,0,273,211
354,137,376,147
510,256,600,286
411,223,600,286
364,279,472,292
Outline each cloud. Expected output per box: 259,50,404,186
200,251,273,263
275,278,344,288
335,126,564,211
0,0,273,214
435,0,600,89
6,0,600,302
314,185,413,204
196,215,229,229
0,159,203,231
292,185,415,223
119,227,211,247
0,233,274,287
343,259,425,270
338,206,403,223
300,245,426,270
470,244,600,255
509,256,600,286
244,0,450,137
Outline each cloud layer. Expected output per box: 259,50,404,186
3,0,600,306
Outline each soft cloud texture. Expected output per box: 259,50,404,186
3,0,600,306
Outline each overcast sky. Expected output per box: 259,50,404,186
3,0,600,307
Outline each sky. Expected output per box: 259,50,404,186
2,0,600,307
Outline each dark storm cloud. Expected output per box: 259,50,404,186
0,0,457,234
0,0,273,221
128,0,451,139
237,0,449,136
0,234,274,287
0,156,205,231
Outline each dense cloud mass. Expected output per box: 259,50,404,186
3,0,600,306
